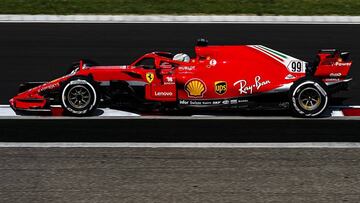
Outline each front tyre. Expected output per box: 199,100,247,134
289,78,329,117
61,78,98,116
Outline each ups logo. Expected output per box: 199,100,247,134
215,81,227,95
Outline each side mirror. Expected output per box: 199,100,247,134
197,38,208,47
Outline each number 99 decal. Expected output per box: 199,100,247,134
287,60,305,73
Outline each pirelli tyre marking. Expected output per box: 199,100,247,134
61,79,97,115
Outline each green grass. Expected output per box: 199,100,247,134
0,0,360,15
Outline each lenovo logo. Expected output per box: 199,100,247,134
155,92,173,97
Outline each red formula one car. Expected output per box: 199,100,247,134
10,39,352,117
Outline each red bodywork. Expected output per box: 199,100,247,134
10,45,352,114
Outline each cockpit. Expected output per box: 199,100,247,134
131,52,191,70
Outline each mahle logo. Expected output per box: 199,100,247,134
215,81,227,95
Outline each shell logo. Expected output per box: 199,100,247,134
185,79,206,97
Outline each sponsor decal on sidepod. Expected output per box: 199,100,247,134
164,76,175,84
178,66,195,71
155,92,173,97
214,81,227,95
233,76,270,95
185,79,206,98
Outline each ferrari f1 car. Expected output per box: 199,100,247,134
10,39,352,117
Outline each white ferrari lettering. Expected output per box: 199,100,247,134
38,83,60,93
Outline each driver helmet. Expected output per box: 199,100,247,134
173,53,190,62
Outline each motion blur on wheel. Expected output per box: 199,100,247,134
9,39,352,117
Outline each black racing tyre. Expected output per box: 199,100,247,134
61,77,99,116
289,77,329,117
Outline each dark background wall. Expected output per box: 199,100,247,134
0,23,359,104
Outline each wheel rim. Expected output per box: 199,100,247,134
67,85,91,109
297,87,321,111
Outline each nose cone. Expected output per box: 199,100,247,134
9,98,15,109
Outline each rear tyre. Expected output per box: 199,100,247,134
289,78,329,117
61,77,98,116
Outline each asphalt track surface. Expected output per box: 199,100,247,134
1,148,360,202
0,23,359,105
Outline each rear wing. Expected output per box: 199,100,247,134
312,49,352,78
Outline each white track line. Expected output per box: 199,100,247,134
2,104,360,119
0,105,16,116
1,142,360,148
1,15,360,24
0,105,140,117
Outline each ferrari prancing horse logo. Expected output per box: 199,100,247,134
146,72,154,83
